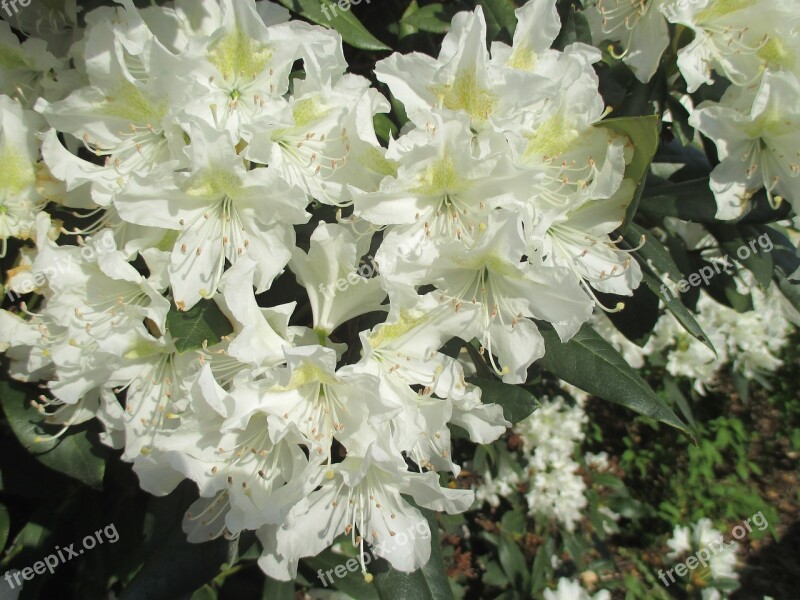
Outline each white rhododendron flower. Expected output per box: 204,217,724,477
690,71,800,219
665,0,800,92
1,0,795,591
115,121,306,309
0,95,47,255
586,0,670,82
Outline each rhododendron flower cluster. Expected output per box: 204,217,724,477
0,0,645,580
587,0,800,219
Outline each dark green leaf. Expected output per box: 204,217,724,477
701,261,753,312
663,376,699,434
537,322,691,436
600,282,659,345
640,271,712,353
710,224,774,288
665,94,694,146
0,379,107,489
468,378,538,424
400,4,455,34
303,548,379,599
639,178,719,222
166,299,233,354
622,225,713,351
0,504,9,551
530,534,554,596
120,483,233,600
554,4,591,49
190,585,217,600
372,508,453,600
500,510,526,538
776,271,800,314
373,113,398,144
753,224,799,278
498,536,529,591
639,179,790,224
477,0,517,40
625,222,682,283
278,0,391,51
262,576,295,600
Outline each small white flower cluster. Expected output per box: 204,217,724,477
666,518,739,596
543,577,610,600
472,461,521,509
517,396,590,532
0,0,647,581
475,395,593,532
586,0,800,220
596,268,796,394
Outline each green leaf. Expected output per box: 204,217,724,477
400,4,455,34
303,548,379,599
166,299,233,354
500,510,526,538
639,179,790,224
753,224,800,278
665,94,694,146
373,113,398,144
0,504,9,552
601,116,660,185
278,0,391,51
396,0,421,39
537,322,691,436
599,115,659,231
710,224,774,288
190,585,217,600
529,534,554,596
498,535,529,591
638,178,717,222
2,516,52,569
0,379,107,489
120,483,233,600
372,508,453,600
600,282,659,345
623,226,714,351
702,261,753,312
262,577,295,600
554,4,591,49
776,271,800,314
625,222,682,283
477,0,517,40
468,378,539,424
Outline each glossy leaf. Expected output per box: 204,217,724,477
278,0,391,51
166,299,233,354
477,0,517,40
120,483,233,600
0,504,9,552
537,323,691,437
400,4,455,34
0,380,107,489
469,378,539,424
